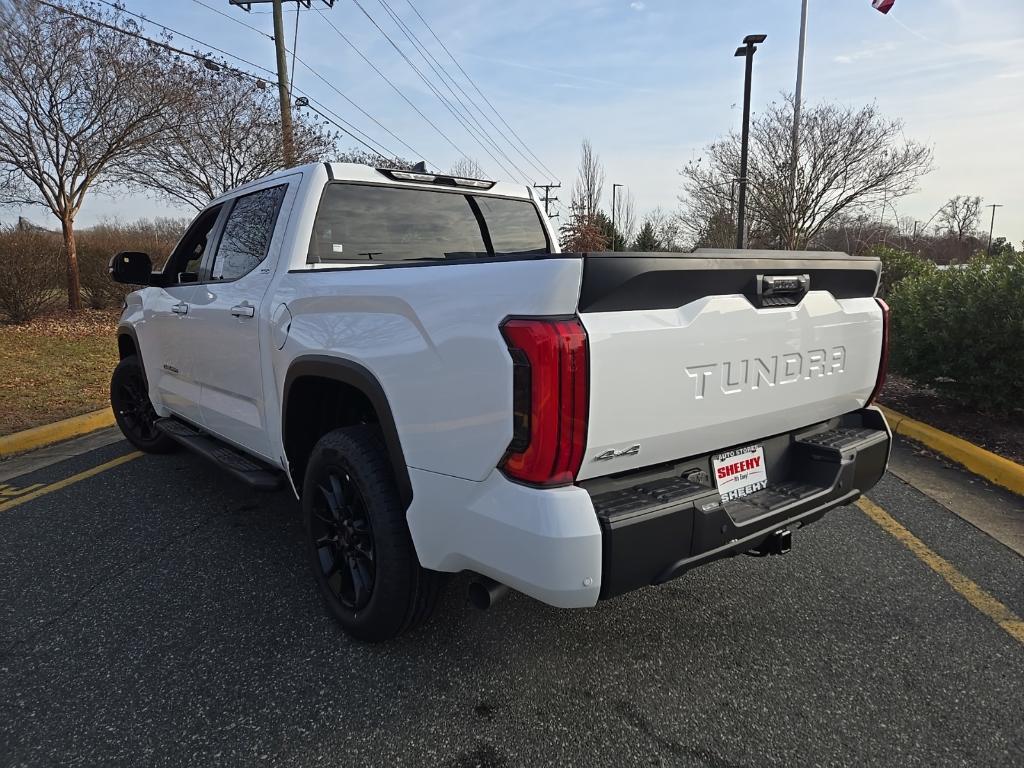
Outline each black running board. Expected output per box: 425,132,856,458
155,417,284,491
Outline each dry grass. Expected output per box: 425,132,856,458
0,310,119,436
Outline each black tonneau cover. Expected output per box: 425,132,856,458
574,249,881,313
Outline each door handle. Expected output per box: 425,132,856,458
171,303,188,315
230,304,256,318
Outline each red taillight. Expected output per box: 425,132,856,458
499,317,589,486
866,298,890,406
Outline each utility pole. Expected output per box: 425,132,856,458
788,0,808,248
611,183,623,251
533,183,561,220
229,1,336,167
986,203,1003,254
734,34,767,250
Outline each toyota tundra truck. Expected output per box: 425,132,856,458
108,162,891,641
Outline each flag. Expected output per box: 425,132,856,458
872,0,896,13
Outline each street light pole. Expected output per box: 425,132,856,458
612,183,623,251
734,34,767,250
986,203,1004,254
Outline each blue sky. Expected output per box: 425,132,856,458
34,0,1024,244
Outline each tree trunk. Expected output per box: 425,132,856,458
61,216,82,311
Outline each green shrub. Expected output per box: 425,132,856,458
889,252,1024,413
872,245,935,299
0,226,61,322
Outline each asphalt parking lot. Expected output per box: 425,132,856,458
1,435,1022,767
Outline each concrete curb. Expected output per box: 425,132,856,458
0,408,116,459
878,404,1024,496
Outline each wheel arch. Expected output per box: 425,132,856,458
117,324,140,361
282,355,413,509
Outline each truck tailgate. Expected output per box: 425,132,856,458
575,250,883,481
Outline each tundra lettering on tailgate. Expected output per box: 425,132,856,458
685,346,846,400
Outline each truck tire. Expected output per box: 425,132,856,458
110,355,177,454
302,425,444,641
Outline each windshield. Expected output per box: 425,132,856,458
308,183,550,264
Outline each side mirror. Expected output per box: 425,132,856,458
109,251,153,286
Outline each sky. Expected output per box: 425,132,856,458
12,0,1024,245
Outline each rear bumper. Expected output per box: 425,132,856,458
584,407,891,599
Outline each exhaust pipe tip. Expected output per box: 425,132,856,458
468,576,510,610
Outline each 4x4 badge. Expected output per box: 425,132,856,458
594,444,640,462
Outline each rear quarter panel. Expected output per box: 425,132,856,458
272,258,583,481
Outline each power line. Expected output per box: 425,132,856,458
373,0,534,183
380,0,549,183
152,0,436,164
38,0,398,162
311,5,472,168
94,0,278,80
347,0,527,182
189,0,273,41
404,0,559,183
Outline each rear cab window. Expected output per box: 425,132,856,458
307,183,550,265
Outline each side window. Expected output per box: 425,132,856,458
163,204,223,284
210,185,287,281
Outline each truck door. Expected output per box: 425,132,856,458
138,203,227,425
187,178,293,461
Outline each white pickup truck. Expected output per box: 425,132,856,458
109,162,891,641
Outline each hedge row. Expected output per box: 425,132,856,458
0,220,186,321
881,246,1024,414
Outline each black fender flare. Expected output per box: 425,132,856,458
117,324,141,361
282,355,413,509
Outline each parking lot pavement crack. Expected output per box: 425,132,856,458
0,504,235,661
612,700,747,767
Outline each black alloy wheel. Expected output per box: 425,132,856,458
310,469,376,610
110,356,177,453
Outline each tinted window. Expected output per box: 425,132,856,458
473,195,548,254
163,204,222,283
308,184,548,263
211,185,286,280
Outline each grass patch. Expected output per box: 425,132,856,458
0,311,119,436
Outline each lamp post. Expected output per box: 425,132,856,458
611,183,623,251
734,34,766,249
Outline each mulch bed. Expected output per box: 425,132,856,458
878,374,1024,465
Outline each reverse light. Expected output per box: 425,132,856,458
866,298,890,406
499,318,589,486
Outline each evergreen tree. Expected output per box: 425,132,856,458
632,220,661,251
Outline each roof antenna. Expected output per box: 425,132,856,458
411,161,428,173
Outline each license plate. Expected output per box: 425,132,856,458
713,445,768,501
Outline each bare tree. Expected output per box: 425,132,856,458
679,97,933,250
0,1,193,310
126,71,339,211
611,187,637,249
450,157,485,178
646,207,684,252
938,195,982,241
573,139,604,222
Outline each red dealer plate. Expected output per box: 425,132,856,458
712,445,768,502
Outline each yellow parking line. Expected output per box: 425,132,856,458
857,497,1024,645
0,452,143,514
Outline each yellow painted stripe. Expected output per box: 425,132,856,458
0,408,117,459
857,497,1024,645
877,404,1024,496
0,451,142,514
